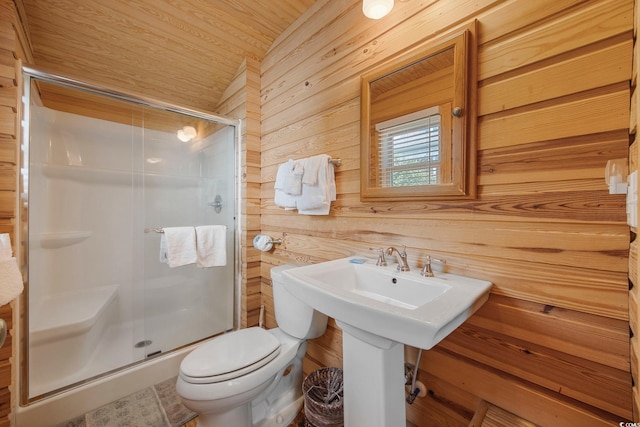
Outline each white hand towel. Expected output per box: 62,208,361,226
282,159,304,195
298,155,336,215
302,155,324,186
274,161,298,209
161,227,197,268
195,225,227,267
0,234,23,305
0,234,12,259
0,258,23,306
159,234,168,264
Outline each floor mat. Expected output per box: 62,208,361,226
154,377,197,426
62,377,196,427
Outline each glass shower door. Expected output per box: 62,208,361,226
24,75,237,401
138,112,235,358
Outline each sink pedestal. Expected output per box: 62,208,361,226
337,321,405,427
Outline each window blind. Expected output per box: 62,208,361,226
375,106,442,187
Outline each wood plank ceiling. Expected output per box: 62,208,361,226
19,0,315,112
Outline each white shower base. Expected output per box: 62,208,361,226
16,339,203,427
29,300,223,397
28,276,229,398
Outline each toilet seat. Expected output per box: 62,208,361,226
180,327,281,384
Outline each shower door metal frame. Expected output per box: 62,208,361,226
18,65,243,405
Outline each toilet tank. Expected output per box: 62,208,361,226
271,265,328,340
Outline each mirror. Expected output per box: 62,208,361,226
360,22,477,201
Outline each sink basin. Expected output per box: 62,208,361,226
282,256,492,350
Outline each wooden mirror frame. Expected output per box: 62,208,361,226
360,21,477,201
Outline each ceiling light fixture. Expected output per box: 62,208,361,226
362,0,394,19
177,125,197,142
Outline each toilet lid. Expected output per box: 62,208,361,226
180,327,281,383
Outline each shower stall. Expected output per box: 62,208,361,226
18,68,240,417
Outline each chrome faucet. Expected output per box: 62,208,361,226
387,246,410,271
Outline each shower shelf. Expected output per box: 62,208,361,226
38,231,92,248
40,163,203,187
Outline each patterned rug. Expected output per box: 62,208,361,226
61,377,197,427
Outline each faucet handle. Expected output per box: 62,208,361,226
421,255,446,277
369,247,387,266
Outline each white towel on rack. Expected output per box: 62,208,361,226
274,161,298,209
0,233,11,259
0,258,23,306
195,225,227,268
0,234,23,306
282,159,304,195
159,233,168,264
298,154,336,215
161,227,197,268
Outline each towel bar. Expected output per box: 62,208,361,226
144,228,164,234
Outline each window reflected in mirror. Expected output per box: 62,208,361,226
361,22,477,201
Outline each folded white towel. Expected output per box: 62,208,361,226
195,225,227,268
282,159,304,195
298,154,336,215
0,234,11,259
159,234,168,264
161,227,197,268
0,234,22,305
0,258,23,306
274,162,298,209
302,155,323,186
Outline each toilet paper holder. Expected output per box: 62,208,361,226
253,234,283,252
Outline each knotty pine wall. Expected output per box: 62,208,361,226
259,0,633,425
630,0,640,420
214,57,263,329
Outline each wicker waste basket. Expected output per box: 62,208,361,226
302,367,344,427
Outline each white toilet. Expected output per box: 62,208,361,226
176,265,328,427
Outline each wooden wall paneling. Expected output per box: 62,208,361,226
261,0,634,424
405,370,480,427
478,131,630,187
631,0,639,420
261,0,495,134
440,323,631,418
423,348,622,426
478,0,632,80
0,1,27,424
479,37,632,116
470,295,629,371
215,57,262,328
0,22,15,53
259,222,628,319
261,214,628,272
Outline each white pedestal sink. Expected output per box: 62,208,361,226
282,256,492,427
